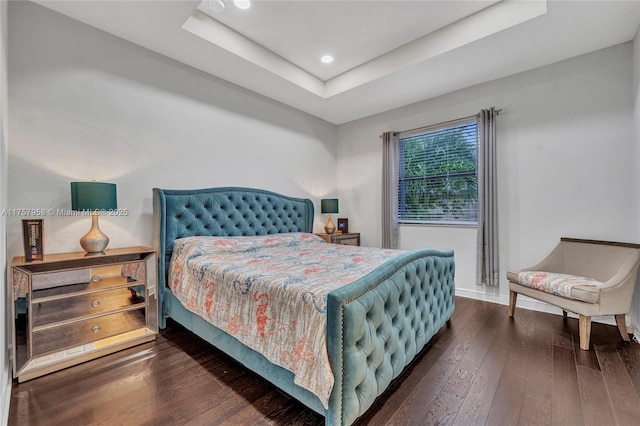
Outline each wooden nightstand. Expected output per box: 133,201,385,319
11,246,157,382
315,232,360,246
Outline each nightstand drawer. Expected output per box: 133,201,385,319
32,287,143,327
315,232,360,246
339,238,359,246
32,261,146,299
32,264,125,291
32,309,147,356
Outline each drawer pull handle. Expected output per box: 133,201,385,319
91,300,100,308
91,275,101,282
91,325,100,333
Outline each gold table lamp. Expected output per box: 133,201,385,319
71,182,117,254
321,198,339,234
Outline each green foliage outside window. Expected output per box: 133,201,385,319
398,121,478,223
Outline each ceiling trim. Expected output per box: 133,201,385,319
182,0,548,99
182,8,326,97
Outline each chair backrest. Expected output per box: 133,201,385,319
556,238,640,282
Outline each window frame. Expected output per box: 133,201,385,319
397,115,479,227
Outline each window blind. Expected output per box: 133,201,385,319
398,119,478,224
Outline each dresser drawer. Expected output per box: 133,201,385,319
32,264,124,290
32,262,146,299
32,309,147,356
32,287,143,327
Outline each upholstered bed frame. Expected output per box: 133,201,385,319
153,187,455,425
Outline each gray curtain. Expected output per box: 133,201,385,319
382,131,399,249
476,108,499,286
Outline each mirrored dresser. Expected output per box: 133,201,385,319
11,246,157,382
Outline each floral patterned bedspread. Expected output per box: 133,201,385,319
168,233,403,408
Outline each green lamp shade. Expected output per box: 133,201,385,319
321,198,339,214
71,182,117,211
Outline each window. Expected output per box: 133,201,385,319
398,117,478,224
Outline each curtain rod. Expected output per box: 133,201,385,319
379,108,502,139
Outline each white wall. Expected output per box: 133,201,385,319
0,0,9,423
631,25,640,334
7,1,337,260
337,43,637,314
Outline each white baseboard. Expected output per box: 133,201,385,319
455,287,619,327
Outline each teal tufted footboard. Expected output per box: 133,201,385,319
327,249,455,425
153,187,455,425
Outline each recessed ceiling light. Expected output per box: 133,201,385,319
210,0,225,13
234,0,251,9
321,55,334,64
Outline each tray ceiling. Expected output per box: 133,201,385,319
32,1,640,124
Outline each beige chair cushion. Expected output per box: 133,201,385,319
507,238,640,316
507,270,601,304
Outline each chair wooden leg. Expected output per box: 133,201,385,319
508,291,517,317
578,315,591,350
615,314,631,342
562,310,568,320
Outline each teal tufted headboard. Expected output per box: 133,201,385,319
152,187,314,325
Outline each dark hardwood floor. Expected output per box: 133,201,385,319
8,296,640,425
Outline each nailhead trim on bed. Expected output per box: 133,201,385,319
329,251,455,425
